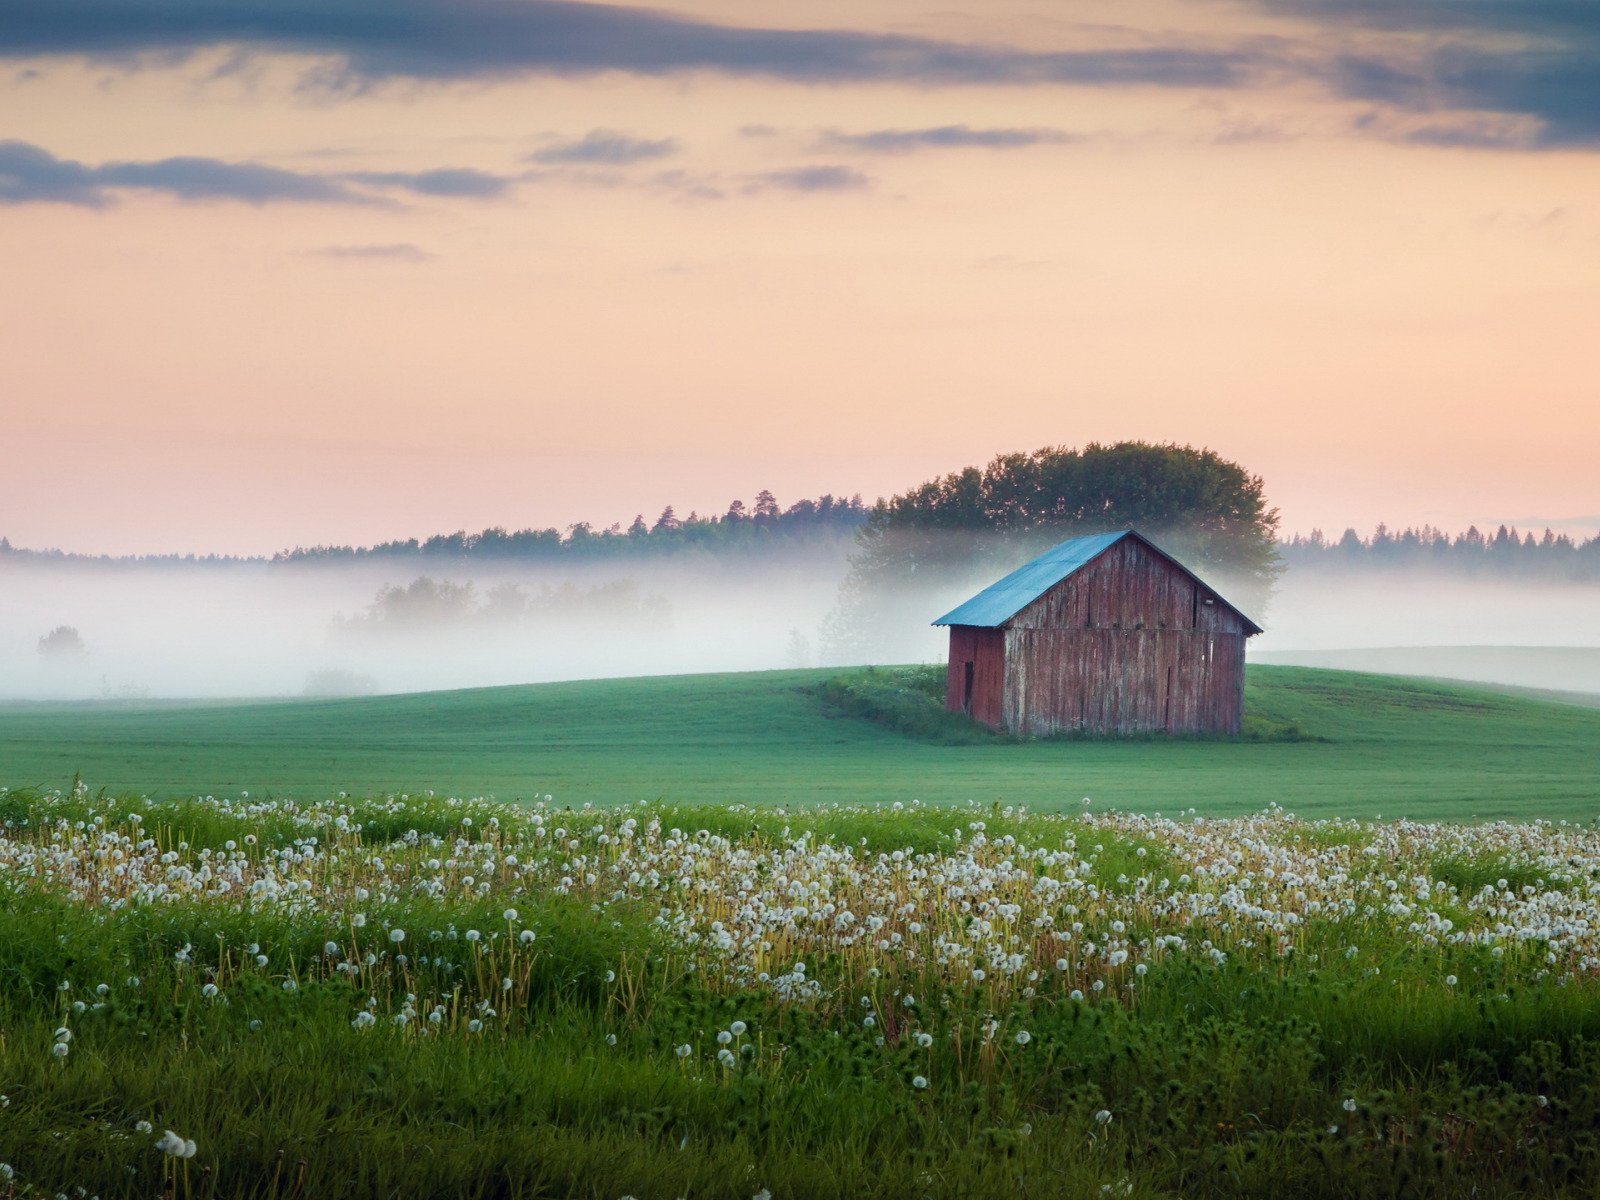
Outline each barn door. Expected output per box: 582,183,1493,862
962,661,975,715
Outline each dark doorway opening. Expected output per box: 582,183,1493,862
962,661,975,715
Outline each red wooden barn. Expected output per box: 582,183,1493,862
932,530,1262,736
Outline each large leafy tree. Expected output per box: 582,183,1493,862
826,442,1280,660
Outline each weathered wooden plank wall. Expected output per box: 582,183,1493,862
1001,628,1246,735
944,625,1006,728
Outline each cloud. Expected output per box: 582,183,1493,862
1399,118,1535,150
1258,0,1596,41
0,139,517,206
100,155,361,202
0,0,1250,89
0,139,366,205
819,125,1076,154
1260,0,1600,148
649,169,725,201
344,167,513,196
311,242,434,261
530,130,677,165
0,139,106,206
745,165,870,193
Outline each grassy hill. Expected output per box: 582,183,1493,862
1253,644,1600,695
2,665,1598,820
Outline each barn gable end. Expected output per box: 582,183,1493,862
933,531,1261,736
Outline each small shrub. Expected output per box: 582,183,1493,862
37,624,86,658
811,665,995,745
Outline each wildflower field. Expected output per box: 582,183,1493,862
4,785,1600,1198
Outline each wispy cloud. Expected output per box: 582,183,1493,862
0,0,1250,89
1261,0,1600,148
0,139,367,206
0,140,516,206
530,129,678,165
745,165,870,193
310,243,434,261
819,125,1077,154
1258,0,1596,41
344,167,513,197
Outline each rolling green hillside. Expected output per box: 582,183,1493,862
2,666,1597,820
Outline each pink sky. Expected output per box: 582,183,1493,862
3,0,1597,554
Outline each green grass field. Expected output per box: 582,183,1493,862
2,665,1597,820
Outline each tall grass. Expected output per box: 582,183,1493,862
2,787,1599,1197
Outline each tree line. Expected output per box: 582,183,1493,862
333,577,671,636
1281,524,1600,581
274,492,868,562
823,442,1283,659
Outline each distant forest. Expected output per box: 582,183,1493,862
1280,524,1600,581
3,497,1599,583
0,492,869,567
277,491,869,563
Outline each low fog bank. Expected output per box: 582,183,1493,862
1252,570,1600,693
5,550,1598,701
1256,571,1600,654
0,550,857,700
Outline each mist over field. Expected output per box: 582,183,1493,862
5,543,1599,700
0,551,853,700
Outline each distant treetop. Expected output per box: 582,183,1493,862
270,492,869,563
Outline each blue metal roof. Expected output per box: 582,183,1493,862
932,531,1130,627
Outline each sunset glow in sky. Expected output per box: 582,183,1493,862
4,0,1597,554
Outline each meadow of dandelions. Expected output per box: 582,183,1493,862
3,785,1600,1198
5,788,1598,1022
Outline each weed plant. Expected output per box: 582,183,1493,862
2,786,1599,1197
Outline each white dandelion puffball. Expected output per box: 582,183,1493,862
1094,1110,1113,1125
155,1130,197,1158
1342,1098,1358,1113
389,928,405,944
912,1075,928,1090
676,1043,693,1058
